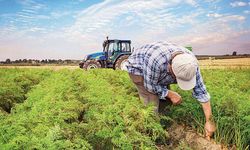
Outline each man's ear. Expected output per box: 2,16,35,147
168,64,176,78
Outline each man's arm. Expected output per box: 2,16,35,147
193,68,216,140
201,101,212,122
201,101,216,140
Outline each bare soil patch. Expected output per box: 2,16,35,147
159,123,232,150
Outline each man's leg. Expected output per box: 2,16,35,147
129,73,159,113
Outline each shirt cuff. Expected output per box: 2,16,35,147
160,88,169,100
193,92,211,103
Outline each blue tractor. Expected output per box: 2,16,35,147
79,37,132,70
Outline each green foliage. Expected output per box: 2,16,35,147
0,69,167,150
72,69,168,149
0,68,52,113
0,68,249,149
0,70,91,149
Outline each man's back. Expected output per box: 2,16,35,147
127,41,192,76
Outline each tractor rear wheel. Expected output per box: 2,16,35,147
115,55,129,70
83,60,102,70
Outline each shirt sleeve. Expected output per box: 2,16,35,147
192,68,210,103
143,54,169,100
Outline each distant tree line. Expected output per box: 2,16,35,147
1,51,250,65
0,59,81,65
196,53,250,60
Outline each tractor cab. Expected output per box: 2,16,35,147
103,39,131,68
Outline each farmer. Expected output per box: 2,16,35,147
126,41,216,140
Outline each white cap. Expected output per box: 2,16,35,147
172,53,198,90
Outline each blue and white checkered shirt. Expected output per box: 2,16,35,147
127,41,210,103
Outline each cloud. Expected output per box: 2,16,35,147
185,0,197,6
244,10,250,14
0,0,50,38
17,0,47,19
66,0,199,44
28,27,47,32
204,0,221,2
230,1,248,7
207,13,222,18
50,11,72,19
17,0,46,9
166,12,247,53
22,9,37,14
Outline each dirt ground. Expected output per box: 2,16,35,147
1,58,250,70
158,100,231,150
157,123,233,150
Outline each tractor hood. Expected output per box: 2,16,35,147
85,52,106,61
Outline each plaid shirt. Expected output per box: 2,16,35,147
127,42,210,103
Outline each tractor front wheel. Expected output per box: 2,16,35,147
82,60,102,70
115,55,129,70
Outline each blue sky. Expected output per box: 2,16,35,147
0,0,250,60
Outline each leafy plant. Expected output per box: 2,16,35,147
0,68,51,113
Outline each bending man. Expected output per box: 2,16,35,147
126,41,216,140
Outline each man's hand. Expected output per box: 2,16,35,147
167,90,182,105
204,120,216,140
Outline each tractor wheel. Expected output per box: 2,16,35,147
82,60,102,70
115,55,129,70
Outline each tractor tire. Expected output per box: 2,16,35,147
82,60,102,70
115,55,129,70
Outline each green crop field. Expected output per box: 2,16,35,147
0,68,249,150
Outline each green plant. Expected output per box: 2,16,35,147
0,69,51,113
0,69,168,150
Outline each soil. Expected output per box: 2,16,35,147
159,123,234,150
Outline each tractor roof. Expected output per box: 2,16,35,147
107,39,131,43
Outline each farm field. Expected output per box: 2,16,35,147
1,58,250,70
0,68,249,150
199,58,250,69
0,65,79,70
